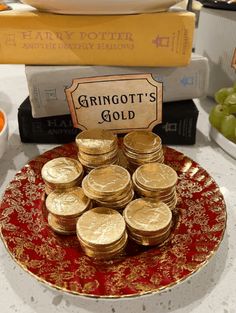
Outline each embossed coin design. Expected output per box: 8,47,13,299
123,198,172,234
86,165,131,195
41,157,83,186
76,129,117,155
77,207,126,246
132,173,176,196
46,187,91,217
135,163,178,191
123,131,162,153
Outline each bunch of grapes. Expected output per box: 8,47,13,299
209,82,236,143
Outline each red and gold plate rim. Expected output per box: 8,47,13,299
0,143,227,298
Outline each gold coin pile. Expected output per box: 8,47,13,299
123,198,172,246
41,157,84,195
132,162,178,210
82,164,134,211
76,129,119,172
46,187,92,235
41,130,179,256
76,207,127,259
123,131,164,171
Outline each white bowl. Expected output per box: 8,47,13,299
0,109,9,159
210,126,236,159
20,0,182,14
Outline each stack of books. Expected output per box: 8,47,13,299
0,2,207,144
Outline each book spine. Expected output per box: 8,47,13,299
154,100,199,145
25,55,208,118
0,10,194,66
153,114,198,145
18,110,80,144
18,99,198,145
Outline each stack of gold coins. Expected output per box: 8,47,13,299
123,131,164,171
76,129,119,172
76,207,128,259
41,157,84,195
123,198,172,246
46,187,92,235
82,164,134,211
132,163,178,210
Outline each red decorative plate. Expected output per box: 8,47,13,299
0,143,226,298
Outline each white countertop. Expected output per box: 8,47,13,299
0,64,236,313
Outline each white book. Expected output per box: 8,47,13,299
25,54,209,118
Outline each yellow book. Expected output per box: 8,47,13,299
0,6,195,66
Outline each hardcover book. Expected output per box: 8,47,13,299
0,5,195,66
25,54,208,118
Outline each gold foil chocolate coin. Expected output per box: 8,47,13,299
79,231,128,253
123,198,172,235
76,129,117,155
47,213,76,235
123,131,162,153
82,175,132,201
125,149,163,162
129,227,171,246
126,219,172,238
78,147,119,164
41,157,83,187
76,207,126,246
45,183,54,196
86,165,131,195
78,154,118,169
95,189,134,209
79,234,127,260
46,187,91,217
135,163,178,191
132,173,176,197
123,131,164,170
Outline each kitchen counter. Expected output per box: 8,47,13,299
0,64,236,313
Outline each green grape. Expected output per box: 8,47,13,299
220,114,236,143
233,82,236,92
214,87,234,104
224,92,236,105
224,93,236,114
209,104,229,130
